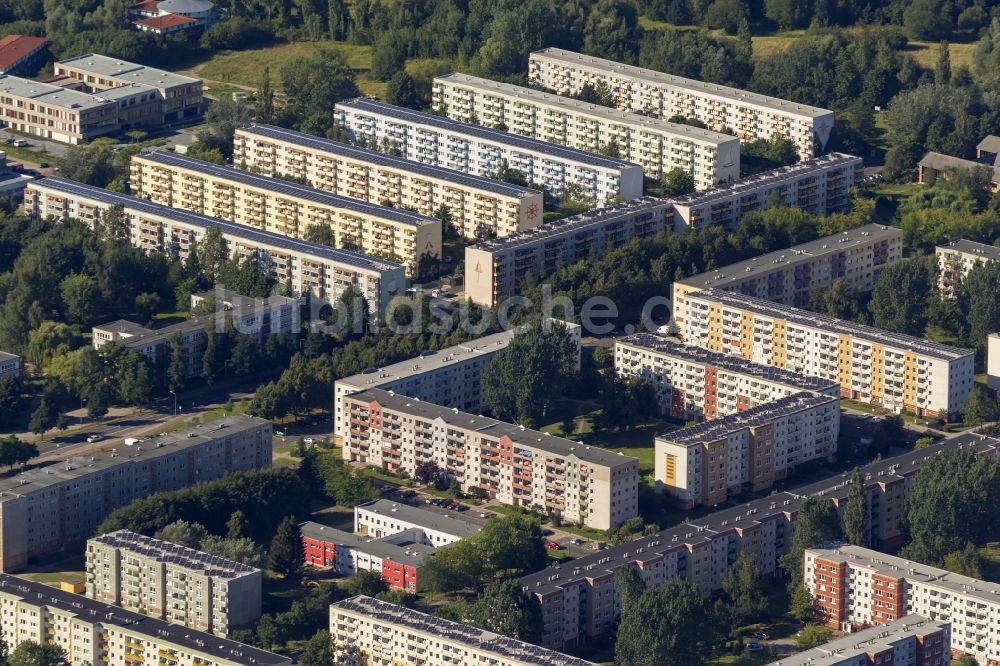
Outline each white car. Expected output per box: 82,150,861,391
85,435,102,443
303,437,315,445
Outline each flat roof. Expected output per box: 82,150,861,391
348,388,637,469
686,289,973,362
29,177,401,273
808,543,1000,602
55,53,200,90
436,72,737,146
520,432,1000,596
935,238,1000,261
677,223,899,289
355,499,482,538
298,522,436,564
0,415,269,502
531,47,833,119
90,530,259,578
96,82,160,100
0,74,115,113
617,334,839,393
660,392,838,447
336,98,641,171
470,196,670,254
332,595,600,666
765,616,947,666
671,153,861,209
240,124,541,199
0,574,288,665
0,35,49,72
137,150,437,226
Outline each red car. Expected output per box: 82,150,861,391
546,541,563,550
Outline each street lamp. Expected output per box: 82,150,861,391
169,390,177,416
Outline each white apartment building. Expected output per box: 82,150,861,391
330,595,600,666
681,289,975,419
464,197,674,307
935,239,1000,298
86,530,261,636
130,150,441,278
0,574,290,666
432,72,740,188
0,351,21,381
614,334,840,421
528,47,834,159
0,415,271,572
805,545,1000,665
343,388,638,530
655,392,840,508
354,499,482,547
24,177,405,320
673,224,903,330
670,153,863,231
764,615,951,666
234,124,545,241
334,98,644,205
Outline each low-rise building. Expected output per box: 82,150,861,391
86,530,261,636
917,151,1000,193
528,47,834,159
24,177,404,320
763,615,951,666
935,239,1000,298
655,392,840,507
0,35,50,76
330,595,600,666
354,499,482,546
0,415,272,572
464,197,674,307
614,334,840,420
0,351,21,381
432,72,741,188
680,289,975,419
978,135,1000,162
234,123,545,241
334,98,644,205
520,433,1000,652
805,545,1000,664
0,74,120,144
669,153,863,231
343,388,638,530
0,573,290,666
130,150,441,278
673,224,903,330
131,0,219,34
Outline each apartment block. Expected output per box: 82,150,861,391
464,197,674,307
528,47,834,159
86,530,261,636
673,224,903,330
935,239,1000,298
330,595,599,666
93,289,298,378
520,433,1000,652
354,499,481,546
0,574,290,666
343,388,638,530
670,153,863,231
0,415,271,572
54,53,203,124
130,150,441,278
614,334,840,421
234,124,545,241
0,74,120,144
680,289,975,419
0,351,21,381
334,98,644,205
655,392,840,508
432,72,740,188
805,545,1000,665
24,177,404,319
764,615,950,666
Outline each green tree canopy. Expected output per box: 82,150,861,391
614,579,713,666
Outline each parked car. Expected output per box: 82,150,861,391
274,430,285,437
747,642,763,652
542,529,555,536
546,541,563,550
570,538,583,545
455,504,468,511
303,437,315,444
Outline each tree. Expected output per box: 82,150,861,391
27,321,81,367
789,584,813,621
55,140,116,187
200,535,265,567
154,519,209,548
482,322,577,427
722,552,768,626
869,258,935,337
958,262,1000,358
414,460,442,485
943,542,983,578
842,468,869,547
134,291,160,326
962,385,1000,427
0,436,38,470
370,32,408,81
227,332,260,376
915,437,935,450
166,332,187,393
661,167,695,196
462,580,543,643
903,0,952,40
573,82,617,107
795,624,835,650
474,513,548,579
0,377,21,430
201,322,223,385
300,629,333,666
303,224,336,247
935,41,952,85
258,65,274,124
269,515,303,576
227,510,251,539
195,227,230,285
60,273,101,326
780,497,842,587
8,641,69,666
278,49,359,136
614,580,713,666
703,0,748,34
349,569,389,597
116,351,153,406
614,564,646,615
29,397,59,440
